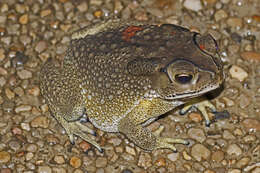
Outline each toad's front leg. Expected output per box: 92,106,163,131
180,97,230,126
118,98,189,152
118,115,189,152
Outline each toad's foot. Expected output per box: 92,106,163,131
180,97,229,126
56,114,103,152
154,126,189,152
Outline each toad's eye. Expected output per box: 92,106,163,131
175,73,193,84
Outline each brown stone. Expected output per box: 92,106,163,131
242,119,260,131
70,156,82,168
241,51,260,61
19,14,28,24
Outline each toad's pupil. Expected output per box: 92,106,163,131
175,74,193,84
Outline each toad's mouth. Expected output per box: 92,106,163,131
163,81,222,101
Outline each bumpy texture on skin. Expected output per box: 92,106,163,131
40,19,224,152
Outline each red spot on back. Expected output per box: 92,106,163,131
122,26,143,42
199,44,205,50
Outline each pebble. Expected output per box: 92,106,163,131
70,156,82,168
12,52,28,67
183,0,202,11
94,10,103,18
211,150,224,162
242,118,260,131
95,157,107,168
0,67,7,75
60,24,72,32
125,146,136,156
244,162,260,172
202,0,217,5
154,158,166,167
27,86,40,96
35,41,47,53
52,167,66,173
0,15,7,24
9,140,21,151
252,15,260,22
19,35,32,46
183,163,192,170
121,153,134,162
30,116,49,128
223,130,235,140
15,105,32,113
17,69,32,79
214,9,228,21
233,128,243,136
54,155,65,164
77,2,88,12
90,0,103,6
1,3,9,13
121,169,133,173
19,14,28,24
26,144,38,152
239,94,251,109
188,113,203,123
15,4,27,13
12,127,22,135
227,17,243,28
226,144,242,156
37,166,52,173
25,152,34,161
74,169,84,173
241,51,260,61
236,157,250,168
0,48,5,61
138,152,152,169
114,0,123,14
222,97,235,107
228,169,241,173
243,135,256,142
108,137,122,146
191,144,211,161
252,167,260,173
5,88,15,100
1,36,11,45
231,33,242,43
0,151,11,163
0,168,12,173
188,128,206,143
46,134,60,144
229,65,248,82
40,9,52,18
204,170,215,173
167,152,179,162
183,150,192,160
79,141,91,152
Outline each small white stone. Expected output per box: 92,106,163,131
183,0,202,11
229,65,248,82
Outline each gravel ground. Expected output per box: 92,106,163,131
0,0,259,172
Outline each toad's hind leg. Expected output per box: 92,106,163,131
40,59,102,152
54,112,103,152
